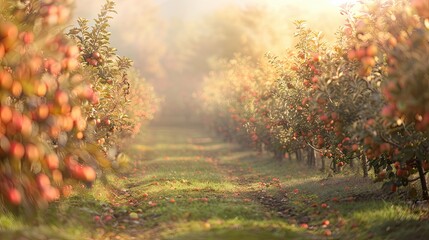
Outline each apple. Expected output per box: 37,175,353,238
396,169,409,178
93,215,101,222
103,215,113,222
347,50,357,60
319,114,329,123
7,188,21,205
45,153,59,170
37,104,50,120
76,132,84,139
62,58,79,71
366,45,378,57
0,44,5,59
25,144,40,162
21,32,34,45
324,230,332,236
36,174,51,190
43,186,60,202
312,76,318,83
20,115,32,136
378,170,387,180
312,53,321,62
61,116,74,132
55,90,69,106
11,80,22,97
82,166,96,182
0,106,13,123
9,141,25,160
394,161,400,169
322,220,330,226
92,52,101,59
0,70,13,90
129,212,139,220
379,143,391,153
0,22,18,50
66,46,79,57
91,93,99,105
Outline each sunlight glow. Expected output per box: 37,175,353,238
330,0,358,6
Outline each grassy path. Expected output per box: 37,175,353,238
123,126,310,239
1,125,429,239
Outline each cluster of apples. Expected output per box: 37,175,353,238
66,0,137,153
0,0,101,208
200,0,429,199
378,2,429,131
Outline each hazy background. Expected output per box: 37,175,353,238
73,0,350,123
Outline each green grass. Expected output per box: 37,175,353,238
1,125,429,239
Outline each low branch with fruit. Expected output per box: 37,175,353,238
199,0,429,200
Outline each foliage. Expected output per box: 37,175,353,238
199,0,429,200
0,0,159,211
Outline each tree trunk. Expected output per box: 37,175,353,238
350,158,354,168
296,149,303,163
306,148,311,167
416,159,429,200
361,154,368,178
321,156,326,172
274,149,283,161
306,147,316,168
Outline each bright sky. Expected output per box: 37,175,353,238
73,0,356,67
75,0,357,20
151,0,356,18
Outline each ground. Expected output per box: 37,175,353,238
1,125,429,239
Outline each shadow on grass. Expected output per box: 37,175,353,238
215,150,429,240
169,226,307,240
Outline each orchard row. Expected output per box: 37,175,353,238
200,0,429,199
0,0,159,210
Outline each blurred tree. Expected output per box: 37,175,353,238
110,0,166,81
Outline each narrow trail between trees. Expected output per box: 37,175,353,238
119,125,313,239
103,124,428,240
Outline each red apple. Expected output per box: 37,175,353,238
21,31,34,45
9,141,25,160
7,188,21,205
92,51,101,59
